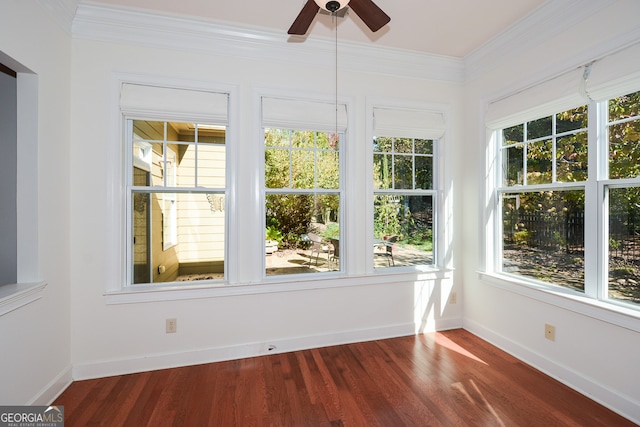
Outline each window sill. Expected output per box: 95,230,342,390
478,271,640,333
0,281,48,317
105,268,452,305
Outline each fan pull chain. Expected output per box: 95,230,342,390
334,12,338,140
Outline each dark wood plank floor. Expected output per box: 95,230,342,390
54,329,636,426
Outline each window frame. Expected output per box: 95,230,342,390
124,117,228,286
372,136,438,269
106,76,236,297
261,97,346,279
485,89,640,322
367,100,450,273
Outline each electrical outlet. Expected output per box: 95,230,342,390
449,291,457,304
166,318,177,333
545,323,555,341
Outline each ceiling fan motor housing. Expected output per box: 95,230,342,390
314,0,350,12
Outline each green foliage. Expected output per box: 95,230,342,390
374,195,402,238
266,194,313,248
323,223,340,240
513,229,531,244
265,225,283,244
609,237,621,250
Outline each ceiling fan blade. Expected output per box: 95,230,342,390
348,0,390,32
288,0,321,35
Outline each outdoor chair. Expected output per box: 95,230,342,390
329,238,340,269
305,232,331,266
375,235,397,266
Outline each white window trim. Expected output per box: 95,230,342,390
366,98,452,273
260,95,346,279
482,87,640,329
105,83,454,304
105,73,239,298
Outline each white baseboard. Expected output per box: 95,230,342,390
29,365,73,405
463,319,640,425
72,322,417,381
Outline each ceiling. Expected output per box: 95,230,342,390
74,0,548,58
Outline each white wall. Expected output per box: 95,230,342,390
0,1,72,404
462,0,640,422
69,10,463,379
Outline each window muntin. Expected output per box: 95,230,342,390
127,120,226,285
501,106,588,187
373,136,435,268
264,129,342,276
496,91,640,308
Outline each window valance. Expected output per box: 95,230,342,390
261,97,347,132
120,83,228,123
373,107,445,139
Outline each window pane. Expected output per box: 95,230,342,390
265,148,290,188
318,132,340,151
503,145,524,186
556,133,588,182
292,130,315,148
415,156,433,190
503,124,523,145
196,142,226,188
608,187,640,306
527,116,552,140
133,120,165,141
317,151,340,189
265,193,340,275
373,136,392,152
291,150,315,189
131,192,225,284
265,128,290,148
414,139,433,155
501,190,584,292
609,91,640,122
373,195,433,268
556,106,588,133
394,138,413,154
394,155,413,189
373,153,392,190
608,121,640,179
526,140,552,184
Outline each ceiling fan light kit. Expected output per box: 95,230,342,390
314,0,350,13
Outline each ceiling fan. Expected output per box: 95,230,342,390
288,0,390,35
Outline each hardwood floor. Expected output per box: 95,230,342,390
54,329,636,426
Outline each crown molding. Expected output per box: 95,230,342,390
36,0,76,34
71,3,465,83
464,0,617,82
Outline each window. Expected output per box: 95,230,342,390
498,106,588,292
121,83,228,286
372,107,444,269
262,97,345,276
492,90,640,309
